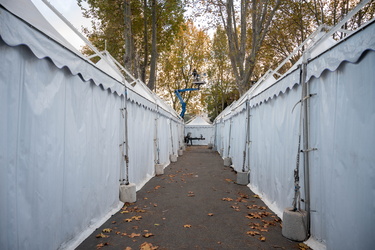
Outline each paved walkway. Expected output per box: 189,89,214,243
78,146,304,249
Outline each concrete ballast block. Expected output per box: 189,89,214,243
178,149,183,156
119,183,136,203
155,164,164,175
282,208,308,241
170,154,178,162
237,171,250,185
223,157,232,167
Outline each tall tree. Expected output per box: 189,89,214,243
78,0,184,89
203,25,238,120
157,21,211,116
148,0,157,90
225,0,282,95
186,0,281,95
124,0,138,77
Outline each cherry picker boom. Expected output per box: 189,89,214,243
174,69,205,118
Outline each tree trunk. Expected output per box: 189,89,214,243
148,0,157,91
141,0,149,83
124,0,138,79
224,0,281,96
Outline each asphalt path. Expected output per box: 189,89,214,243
77,146,305,250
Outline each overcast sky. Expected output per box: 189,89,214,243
31,0,91,50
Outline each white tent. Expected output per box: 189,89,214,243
185,116,214,145
213,12,375,250
0,0,184,249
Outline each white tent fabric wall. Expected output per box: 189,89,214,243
127,101,157,190
249,84,302,217
156,116,172,165
221,119,232,157
0,38,123,249
229,110,247,172
0,2,184,249
185,116,214,146
213,20,375,249
185,126,214,145
307,50,375,249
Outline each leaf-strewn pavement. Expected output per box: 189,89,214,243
78,146,308,250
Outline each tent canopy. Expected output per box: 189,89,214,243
186,116,212,127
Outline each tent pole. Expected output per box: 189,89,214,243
155,107,160,164
247,101,251,173
170,121,174,154
301,53,311,236
227,118,232,156
124,88,130,185
242,101,251,172
213,121,217,150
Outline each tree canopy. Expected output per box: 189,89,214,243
77,0,375,121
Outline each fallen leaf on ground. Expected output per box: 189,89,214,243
221,197,233,201
249,222,260,227
263,220,276,226
253,194,260,199
121,210,130,214
140,242,158,250
96,242,109,249
128,233,141,238
247,205,258,209
96,233,109,238
248,213,262,219
154,185,161,190
225,178,233,182
231,205,240,211
236,197,247,202
246,231,260,236
143,233,154,238
132,216,142,221
125,247,132,250
207,213,214,216
124,218,133,222
238,192,249,199
153,203,158,207
259,236,266,242
183,224,192,228
259,206,267,210
102,228,112,233
299,243,310,250
187,191,195,196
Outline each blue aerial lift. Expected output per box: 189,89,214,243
174,69,205,118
